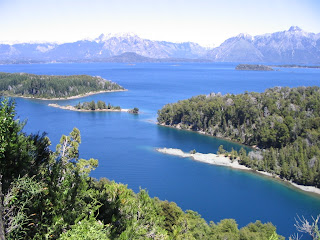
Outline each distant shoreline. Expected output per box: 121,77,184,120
235,63,320,71
271,64,320,69
156,147,320,196
48,103,129,112
158,123,254,150
10,89,127,101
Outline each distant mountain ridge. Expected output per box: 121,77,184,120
101,52,213,63
0,33,208,63
207,26,320,63
1,26,319,64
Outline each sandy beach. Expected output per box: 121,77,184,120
14,89,127,101
289,182,320,195
48,103,129,112
156,148,250,170
156,147,320,196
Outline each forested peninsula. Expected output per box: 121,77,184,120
157,87,320,188
0,72,125,99
0,99,288,239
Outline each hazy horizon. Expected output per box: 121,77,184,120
1,0,320,47
0,25,317,48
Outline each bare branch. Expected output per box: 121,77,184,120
289,233,302,240
294,214,320,240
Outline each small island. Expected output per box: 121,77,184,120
49,100,139,114
0,72,126,100
235,64,274,71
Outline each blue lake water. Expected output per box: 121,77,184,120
1,62,320,237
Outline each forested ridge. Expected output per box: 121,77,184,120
157,86,320,187
0,99,288,239
0,72,124,99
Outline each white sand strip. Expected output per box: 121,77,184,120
290,182,320,195
156,148,250,170
156,147,320,196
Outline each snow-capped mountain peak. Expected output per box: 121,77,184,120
288,26,302,32
206,26,320,63
235,33,254,41
0,27,319,64
95,32,140,43
282,26,314,39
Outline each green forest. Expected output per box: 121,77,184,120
0,72,124,99
0,99,288,239
74,100,139,113
235,64,274,71
75,100,121,111
157,86,320,188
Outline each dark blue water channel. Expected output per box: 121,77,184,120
1,62,319,237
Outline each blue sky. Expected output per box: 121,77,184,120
0,0,319,46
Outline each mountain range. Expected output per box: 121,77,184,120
207,26,320,63
1,26,319,64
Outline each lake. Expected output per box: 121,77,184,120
1,62,320,237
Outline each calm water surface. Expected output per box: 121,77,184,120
1,63,320,237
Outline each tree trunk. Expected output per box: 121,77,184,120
0,175,5,240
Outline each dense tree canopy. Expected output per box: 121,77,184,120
0,72,124,99
157,87,320,187
75,100,121,111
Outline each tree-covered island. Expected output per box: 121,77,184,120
75,100,121,111
0,72,125,99
157,86,320,188
49,100,139,114
235,64,274,71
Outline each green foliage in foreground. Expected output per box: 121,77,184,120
0,99,286,239
157,87,320,187
0,72,124,99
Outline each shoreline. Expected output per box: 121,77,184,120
156,147,250,171
158,123,254,150
48,103,129,112
156,147,320,196
9,89,127,101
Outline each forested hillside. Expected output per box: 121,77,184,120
0,72,124,99
0,100,282,239
0,99,286,239
157,87,320,187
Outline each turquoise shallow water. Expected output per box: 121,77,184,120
1,62,320,237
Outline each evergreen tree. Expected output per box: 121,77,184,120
158,87,320,187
